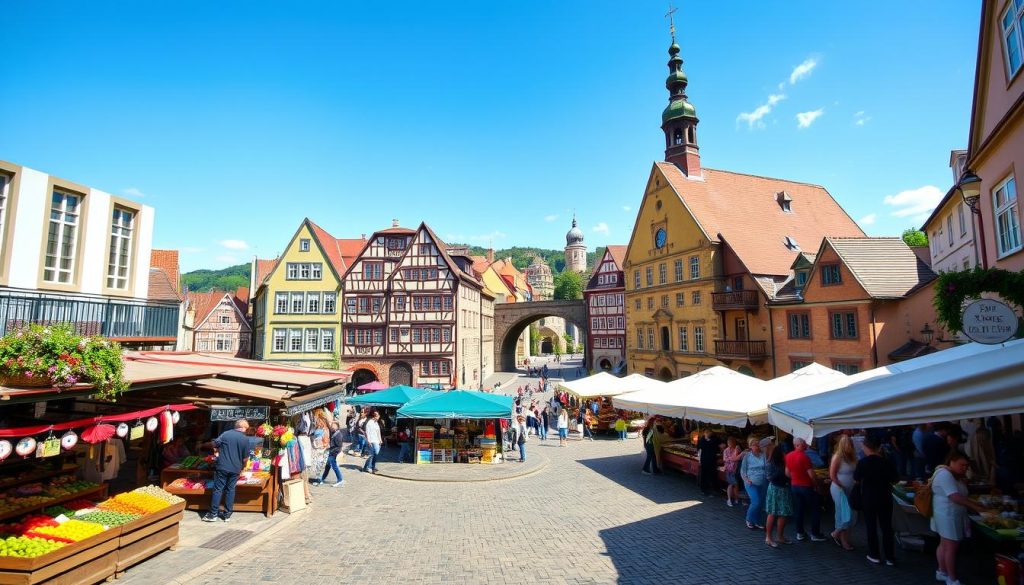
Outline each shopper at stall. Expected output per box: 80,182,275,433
515,415,528,462
764,441,793,548
397,427,412,463
203,419,261,522
557,408,569,447
308,414,330,485
965,426,997,485
931,452,988,585
785,437,827,542
160,435,190,469
829,434,857,550
923,425,950,473
723,436,743,507
697,428,722,497
321,421,345,487
853,435,899,566
740,437,767,530
582,410,595,441
614,415,627,441
362,410,382,474
640,418,660,475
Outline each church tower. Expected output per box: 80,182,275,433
661,18,700,177
564,214,587,272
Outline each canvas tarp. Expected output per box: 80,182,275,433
670,367,768,426
768,339,1024,441
396,390,514,419
346,385,437,408
558,372,634,398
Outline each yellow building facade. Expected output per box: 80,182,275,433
251,219,352,366
624,166,723,380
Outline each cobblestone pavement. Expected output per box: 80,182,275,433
178,435,948,585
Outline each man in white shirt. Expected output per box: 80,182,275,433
362,411,383,474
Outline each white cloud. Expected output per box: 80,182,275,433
737,93,786,129
622,205,631,212
122,187,146,199
789,58,818,85
854,111,871,126
796,108,825,128
591,222,609,235
883,185,944,222
218,239,249,250
544,214,559,222
858,213,877,226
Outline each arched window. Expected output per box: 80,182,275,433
673,128,683,145
687,127,695,143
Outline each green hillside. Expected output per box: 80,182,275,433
182,263,250,292
461,246,605,274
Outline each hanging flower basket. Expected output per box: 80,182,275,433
0,323,128,400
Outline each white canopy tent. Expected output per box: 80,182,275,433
557,371,633,398
768,339,1024,442
673,366,769,426
744,363,849,421
618,373,667,393
611,383,688,418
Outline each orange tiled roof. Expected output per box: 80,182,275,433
254,258,278,286
150,250,180,293
657,162,865,276
186,291,224,326
307,219,349,278
148,268,182,302
605,245,627,269
469,255,492,275
338,238,366,268
235,286,249,304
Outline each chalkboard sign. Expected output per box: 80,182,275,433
210,406,269,422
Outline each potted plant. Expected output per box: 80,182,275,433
0,323,128,399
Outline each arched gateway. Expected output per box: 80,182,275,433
493,299,588,372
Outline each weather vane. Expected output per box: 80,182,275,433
665,2,678,42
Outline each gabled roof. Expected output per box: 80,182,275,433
417,222,482,288
605,245,627,268
254,258,278,287
823,237,938,299
338,238,365,268
148,268,182,302
469,255,492,275
189,290,251,330
307,219,349,277
656,162,865,276
150,250,180,293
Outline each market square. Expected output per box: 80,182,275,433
1,2,1024,584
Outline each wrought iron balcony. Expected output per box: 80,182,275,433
711,290,760,311
714,339,769,360
0,292,179,342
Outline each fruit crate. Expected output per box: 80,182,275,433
0,523,120,585
416,450,432,464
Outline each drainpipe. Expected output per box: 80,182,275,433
870,302,879,368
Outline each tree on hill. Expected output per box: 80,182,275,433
901,228,929,247
182,263,250,292
553,270,584,300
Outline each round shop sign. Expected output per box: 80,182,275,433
0,440,11,461
961,299,1020,344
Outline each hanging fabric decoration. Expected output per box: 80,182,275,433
116,423,129,438
145,417,158,432
81,424,116,444
171,411,180,424
60,431,78,450
159,410,174,444
0,440,12,461
15,437,36,457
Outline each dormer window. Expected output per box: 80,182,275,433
784,236,800,251
795,270,808,291
777,191,793,212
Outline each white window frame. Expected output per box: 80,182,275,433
694,326,705,353
307,293,321,314
305,328,319,352
323,292,336,313
275,292,289,314
273,329,286,352
993,176,1021,258
290,292,305,314
289,328,303,352
679,326,688,352
946,215,954,247
1001,0,1024,79
44,190,82,284
689,256,700,280
215,333,232,352
299,238,311,252
957,202,967,236
107,207,134,289
321,329,334,352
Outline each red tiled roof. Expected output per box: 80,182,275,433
338,238,366,268
469,255,491,275
656,162,865,276
254,258,278,287
234,287,250,314
605,245,627,269
187,291,224,327
150,250,180,293
419,222,481,287
148,268,182,302
307,219,348,278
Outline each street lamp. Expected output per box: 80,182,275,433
920,323,934,345
955,169,986,269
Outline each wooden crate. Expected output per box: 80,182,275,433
115,523,179,574
0,535,118,585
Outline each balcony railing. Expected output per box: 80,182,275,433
714,339,769,360
711,289,760,311
0,293,179,341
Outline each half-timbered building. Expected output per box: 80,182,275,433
184,290,252,357
585,245,627,371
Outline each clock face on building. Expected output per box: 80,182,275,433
655,228,667,249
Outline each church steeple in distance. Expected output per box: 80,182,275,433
661,4,701,177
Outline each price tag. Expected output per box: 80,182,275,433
129,424,144,441
42,437,61,458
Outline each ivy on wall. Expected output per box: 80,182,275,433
934,267,1024,333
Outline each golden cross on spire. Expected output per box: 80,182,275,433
665,2,678,41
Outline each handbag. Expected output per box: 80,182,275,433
849,482,864,511
914,466,945,518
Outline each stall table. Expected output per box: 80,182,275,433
160,469,277,517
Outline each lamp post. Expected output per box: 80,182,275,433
920,323,934,345
956,169,987,269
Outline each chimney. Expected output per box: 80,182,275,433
486,248,494,263
391,219,400,228
361,233,366,241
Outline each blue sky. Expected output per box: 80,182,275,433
0,1,981,272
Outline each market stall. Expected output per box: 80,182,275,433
395,390,513,464
345,385,437,408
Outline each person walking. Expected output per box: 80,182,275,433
515,415,528,462
614,415,627,441
539,407,549,441
853,435,899,566
930,452,988,585
397,427,411,463
785,437,827,542
203,419,260,522
641,418,660,475
829,435,858,550
321,422,346,487
362,410,382,474
764,442,793,548
740,437,767,530
697,428,722,497
723,436,743,507
557,408,569,446
582,409,595,441
308,414,330,485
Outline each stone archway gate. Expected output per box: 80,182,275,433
493,299,589,372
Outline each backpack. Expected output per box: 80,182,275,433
914,466,945,518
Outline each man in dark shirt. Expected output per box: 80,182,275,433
697,429,722,497
854,436,900,565
203,419,261,522
922,426,949,473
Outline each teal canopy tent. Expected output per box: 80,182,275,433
346,385,437,408
396,390,514,419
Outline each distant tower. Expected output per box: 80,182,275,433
564,214,587,272
524,256,554,301
661,8,701,177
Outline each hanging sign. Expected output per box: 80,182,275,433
60,431,78,450
116,423,129,438
40,437,61,458
0,440,11,461
145,417,159,432
15,437,36,457
961,299,1019,344
129,424,144,441
210,406,269,422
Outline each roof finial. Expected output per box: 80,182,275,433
665,1,678,43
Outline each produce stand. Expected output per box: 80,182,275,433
114,500,185,576
161,471,276,517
